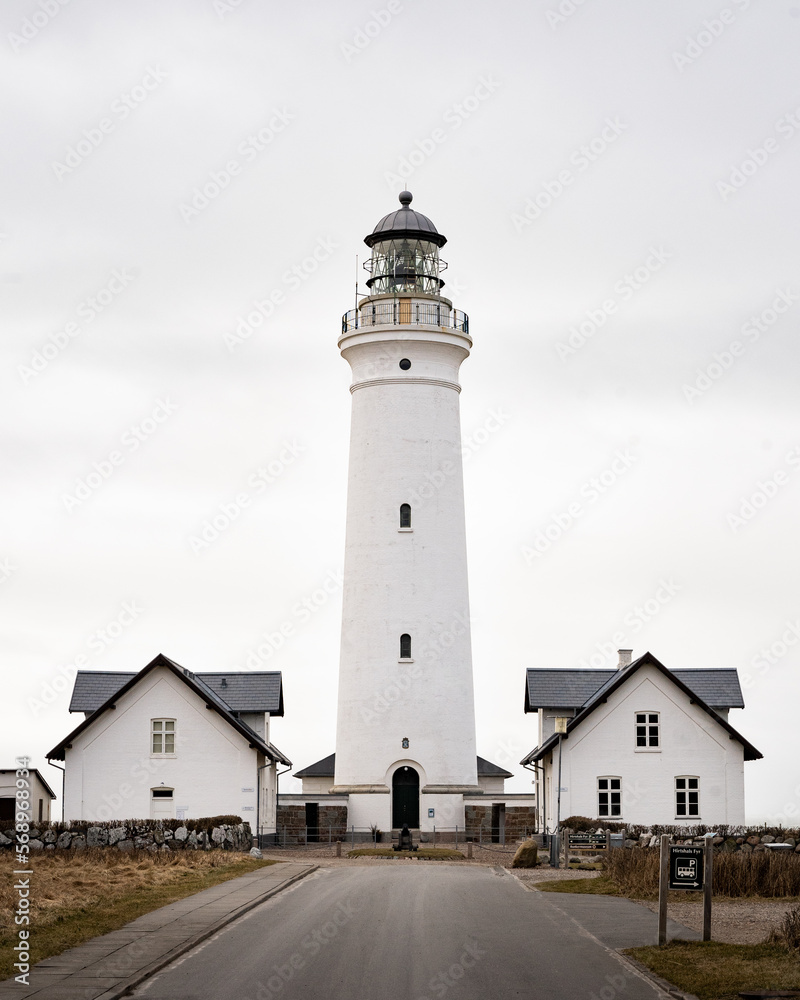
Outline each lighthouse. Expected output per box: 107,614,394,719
330,192,481,833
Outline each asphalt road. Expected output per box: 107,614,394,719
134,865,679,1000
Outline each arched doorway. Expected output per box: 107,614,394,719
392,766,420,828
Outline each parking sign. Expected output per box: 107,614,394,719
668,845,705,890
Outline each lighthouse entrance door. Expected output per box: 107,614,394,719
392,766,420,828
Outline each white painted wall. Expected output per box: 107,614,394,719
62,665,278,830
540,664,748,829
334,317,479,806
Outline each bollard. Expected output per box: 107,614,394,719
467,841,473,859
336,840,341,858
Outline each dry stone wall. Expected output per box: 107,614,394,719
0,820,252,852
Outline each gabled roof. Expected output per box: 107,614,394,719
293,753,513,779
524,666,744,712
69,669,284,716
0,769,57,799
294,753,336,778
476,755,513,779
520,652,762,765
48,654,291,765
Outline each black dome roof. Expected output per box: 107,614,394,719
365,191,447,248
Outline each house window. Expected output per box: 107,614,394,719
636,712,660,748
675,776,699,817
152,719,175,755
598,777,621,817
400,634,411,659
400,503,411,528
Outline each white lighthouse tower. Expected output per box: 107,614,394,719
331,192,482,833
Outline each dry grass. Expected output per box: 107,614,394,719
626,940,800,1000
0,848,277,979
536,876,621,895
604,848,800,898
768,904,800,951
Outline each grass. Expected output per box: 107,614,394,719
626,940,800,1000
347,847,464,860
0,848,278,980
536,876,621,895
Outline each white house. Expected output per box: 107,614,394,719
0,769,57,826
47,654,291,839
520,650,762,830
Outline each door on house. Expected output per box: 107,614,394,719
399,298,411,325
491,803,505,844
305,802,319,843
151,788,174,820
392,766,419,828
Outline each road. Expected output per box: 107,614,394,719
134,865,682,1000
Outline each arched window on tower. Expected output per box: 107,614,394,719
400,634,411,659
399,503,411,528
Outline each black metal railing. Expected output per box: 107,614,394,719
342,302,469,335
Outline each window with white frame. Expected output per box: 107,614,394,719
598,777,621,817
635,712,660,748
151,719,175,755
675,776,699,817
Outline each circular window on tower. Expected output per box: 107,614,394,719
399,359,411,370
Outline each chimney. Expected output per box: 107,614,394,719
617,649,633,669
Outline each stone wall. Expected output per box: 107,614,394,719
464,805,537,842
619,831,800,853
276,805,348,844
0,820,252,852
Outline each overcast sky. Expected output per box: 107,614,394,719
3,0,798,825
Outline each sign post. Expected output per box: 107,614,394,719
658,835,669,946
658,837,713,945
703,835,713,941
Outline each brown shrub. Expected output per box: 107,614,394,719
602,847,800,898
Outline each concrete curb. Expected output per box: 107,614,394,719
96,864,318,1000
615,951,701,1000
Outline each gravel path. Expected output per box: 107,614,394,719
636,897,798,944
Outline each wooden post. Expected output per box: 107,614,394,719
605,829,611,851
467,840,473,859
658,834,669,946
703,835,713,941
336,840,341,857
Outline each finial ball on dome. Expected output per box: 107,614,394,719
399,191,413,206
